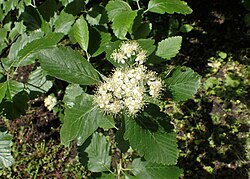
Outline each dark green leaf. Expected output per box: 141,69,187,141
86,4,108,26
85,132,111,172
130,158,183,179
91,30,112,57
133,22,152,39
124,105,178,165
137,39,156,56
165,66,201,101
39,47,100,85
20,5,42,31
148,0,192,15
0,91,29,119
60,93,109,146
0,132,14,168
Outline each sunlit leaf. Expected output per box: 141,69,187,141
156,36,182,60
0,132,14,169
73,15,89,52
130,158,183,179
106,0,137,39
148,0,192,15
39,47,100,85
165,66,201,101
60,93,109,146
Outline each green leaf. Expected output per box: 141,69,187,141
0,132,14,169
124,105,178,165
133,22,152,39
5,80,24,101
38,0,58,21
54,11,76,34
85,132,111,172
27,67,53,93
63,84,84,108
39,47,100,85
106,0,137,39
156,36,182,60
0,82,7,103
98,115,116,130
8,31,44,68
137,39,156,57
20,5,42,31
130,158,183,179
91,31,112,57
9,32,63,67
105,40,123,67
73,15,89,52
180,24,193,33
148,0,192,15
8,21,26,41
0,91,29,119
86,4,108,26
165,66,201,101
60,93,109,146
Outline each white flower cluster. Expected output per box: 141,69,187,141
94,41,163,116
95,66,162,115
111,41,147,65
44,95,57,111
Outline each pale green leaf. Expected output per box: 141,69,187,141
156,36,182,60
0,132,14,169
148,0,192,15
106,0,137,39
63,84,84,108
60,93,109,146
39,47,100,85
85,132,111,172
9,32,63,67
8,21,26,41
130,158,183,179
54,11,76,34
73,16,89,52
8,31,44,66
0,82,7,103
165,66,201,101
6,80,24,101
124,105,178,165
27,67,53,93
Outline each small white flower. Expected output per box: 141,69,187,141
44,95,57,111
120,41,139,58
135,50,147,64
111,49,126,64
